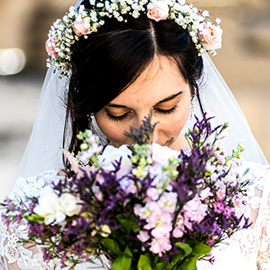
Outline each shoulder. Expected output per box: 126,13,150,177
9,169,62,202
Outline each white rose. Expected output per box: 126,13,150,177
34,186,66,225
98,145,132,177
151,143,179,166
59,193,82,217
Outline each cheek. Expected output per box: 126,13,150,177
157,102,190,138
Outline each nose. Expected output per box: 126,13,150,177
135,113,160,144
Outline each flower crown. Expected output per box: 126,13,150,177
46,0,222,77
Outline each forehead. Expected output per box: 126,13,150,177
110,55,187,107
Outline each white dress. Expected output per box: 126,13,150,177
1,160,270,270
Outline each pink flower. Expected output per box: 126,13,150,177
200,187,213,200
147,1,169,22
137,231,150,243
223,206,232,217
172,227,184,238
198,23,223,51
146,187,161,201
183,196,208,223
72,19,89,36
149,237,172,256
213,201,224,213
206,235,218,247
45,37,59,57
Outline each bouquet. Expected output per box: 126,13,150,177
2,114,251,270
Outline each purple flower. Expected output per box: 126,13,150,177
213,201,224,213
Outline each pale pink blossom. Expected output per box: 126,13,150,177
146,187,162,201
157,192,177,214
147,1,169,22
183,196,208,223
198,23,223,50
149,237,172,256
137,231,150,243
172,227,184,238
72,18,89,36
62,149,83,177
92,185,103,201
200,187,213,200
151,222,172,238
45,37,59,57
79,144,102,163
119,179,137,194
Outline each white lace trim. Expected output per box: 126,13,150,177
0,170,60,270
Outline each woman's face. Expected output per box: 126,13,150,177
95,55,191,150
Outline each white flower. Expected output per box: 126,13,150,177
98,144,132,177
34,186,65,225
202,10,209,17
216,18,222,24
151,143,179,166
178,0,185,5
59,193,82,217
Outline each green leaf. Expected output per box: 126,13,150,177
26,214,45,223
111,247,132,270
170,252,185,266
124,245,132,257
178,256,197,270
116,214,140,234
156,262,165,270
175,242,192,257
138,254,152,270
191,243,211,257
101,238,122,256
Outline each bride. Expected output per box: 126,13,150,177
1,0,269,269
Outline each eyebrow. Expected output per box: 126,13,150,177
107,91,183,108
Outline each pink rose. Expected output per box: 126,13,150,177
198,24,223,51
45,37,59,57
147,1,169,22
72,19,89,36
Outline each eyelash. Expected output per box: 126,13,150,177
106,105,178,122
154,105,178,115
106,112,128,122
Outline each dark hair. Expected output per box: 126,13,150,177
64,2,204,157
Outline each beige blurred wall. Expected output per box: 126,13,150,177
197,0,270,161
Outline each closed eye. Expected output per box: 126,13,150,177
105,112,129,122
154,105,177,114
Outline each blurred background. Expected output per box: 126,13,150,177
0,0,269,201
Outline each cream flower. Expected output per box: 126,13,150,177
98,145,132,178
34,186,65,225
59,193,82,217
